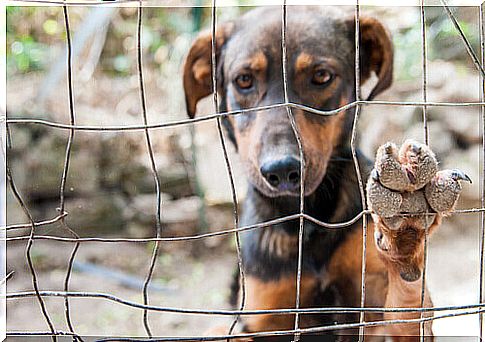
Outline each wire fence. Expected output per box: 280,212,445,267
3,0,485,340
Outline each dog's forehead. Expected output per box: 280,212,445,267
224,6,353,69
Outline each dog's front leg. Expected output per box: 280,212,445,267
372,214,437,339
367,140,470,339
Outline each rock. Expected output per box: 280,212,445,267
125,194,201,225
406,120,454,159
162,196,201,225
123,192,172,225
9,127,101,198
63,193,126,235
427,60,457,89
437,108,481,147
359,105,421,158
6,191,30,237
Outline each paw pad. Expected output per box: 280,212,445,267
367,140,471,221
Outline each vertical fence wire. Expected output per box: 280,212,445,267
350,1,368,340
5,128,57,340
420,1,429,147
280,1,307,341
208,0,246,336
136,2,164,337
441,0,485,78
59,4,83,340
441,1,485,337
480,3,485,339
419,0,430,339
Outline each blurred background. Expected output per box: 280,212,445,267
5,3,484,337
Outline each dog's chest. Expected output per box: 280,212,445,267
241,220,348,280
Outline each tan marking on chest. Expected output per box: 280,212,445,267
243,275,319,332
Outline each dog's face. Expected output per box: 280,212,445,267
183,6,393,198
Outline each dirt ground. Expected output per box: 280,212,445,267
5,209,484,338
6,237,236,336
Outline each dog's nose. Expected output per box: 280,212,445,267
260,156,300,191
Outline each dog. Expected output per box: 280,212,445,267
182,6,469,340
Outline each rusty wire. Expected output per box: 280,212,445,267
348,1,368,340
7,289,485,315
5,129,57,339
480,2,485,340
5,206,485,232
6,100,485,132
5,207,485,234
280,2,306,341
440,1,485,339
420,0,430,339
5,303,485,341
4,1,485,340
208,0,246,337
58,3,83,340
135,2,165,337
9,0,138,4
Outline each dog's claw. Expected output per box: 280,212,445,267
451,169,472,184
384,142,395,154
409,142,422,154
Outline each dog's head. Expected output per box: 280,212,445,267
183,6,393,198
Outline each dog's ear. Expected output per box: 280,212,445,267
183,23,234,118
346,16,394,100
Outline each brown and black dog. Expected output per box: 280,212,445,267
182,6,465,340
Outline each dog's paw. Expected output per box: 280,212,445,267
368,139,470,220
367,140,471,282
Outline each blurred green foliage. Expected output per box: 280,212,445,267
7,7,50,74
6,5,481,79
8,35,46,73
393,6,480,81
101,7,198,76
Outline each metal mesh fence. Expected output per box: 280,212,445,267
3,0,485,340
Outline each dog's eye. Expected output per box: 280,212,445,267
311,69,333,86
235,74,254,90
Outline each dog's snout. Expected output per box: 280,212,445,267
260,156,300,191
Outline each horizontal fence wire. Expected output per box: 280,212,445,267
5,207,485,233
5,307,485,341
7,290,485,315
4,0,485,340
5,100,485,132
